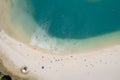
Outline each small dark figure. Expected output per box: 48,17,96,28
42,66,44,69
1,75,12,80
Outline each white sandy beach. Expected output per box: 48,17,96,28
0,0,120,80
0,30,120,80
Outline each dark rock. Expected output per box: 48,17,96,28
1,75,12,80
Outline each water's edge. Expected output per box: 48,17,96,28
8,0,120,54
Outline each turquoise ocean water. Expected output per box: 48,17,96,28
29,0,120,39
9,0,120,53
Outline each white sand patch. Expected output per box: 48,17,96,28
0,30,120,80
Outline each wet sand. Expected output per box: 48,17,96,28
0,0,31,43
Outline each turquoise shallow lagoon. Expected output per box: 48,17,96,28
30,0,120,39
8,0,120,53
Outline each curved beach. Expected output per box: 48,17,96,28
1,29,120,80
0,0,120,80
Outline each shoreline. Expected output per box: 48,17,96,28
0,30,120,80
0,30,38,80
0,0,120,54
0,0,33,44
0,0,120,80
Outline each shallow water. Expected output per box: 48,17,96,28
29,0,120,39
8,0,120,53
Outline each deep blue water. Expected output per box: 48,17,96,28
29,0,120,39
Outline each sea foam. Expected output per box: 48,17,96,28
8,0,120,54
